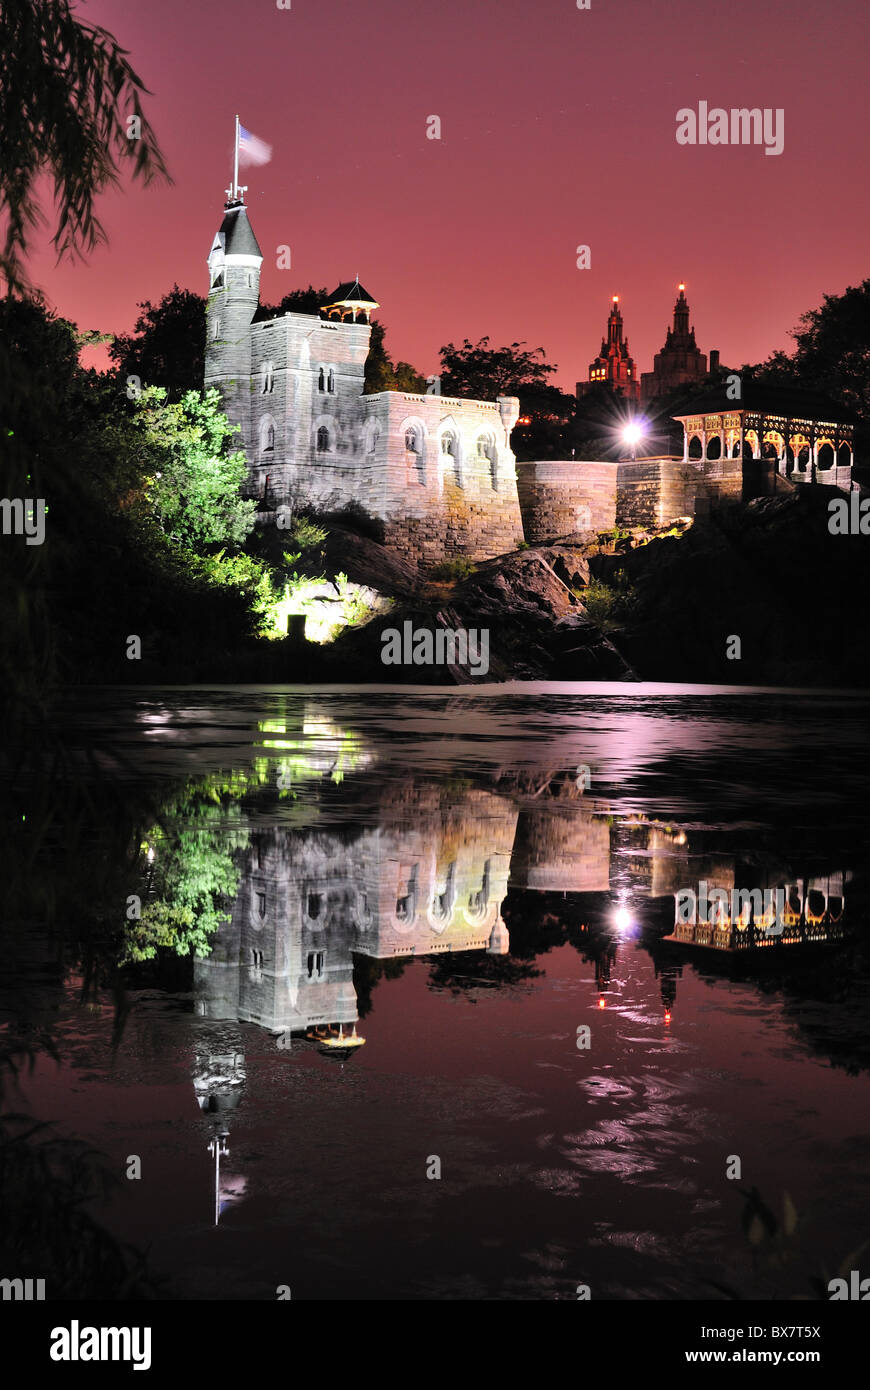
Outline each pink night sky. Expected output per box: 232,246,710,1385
24,0,870,390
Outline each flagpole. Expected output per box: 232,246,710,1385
233,113,240,200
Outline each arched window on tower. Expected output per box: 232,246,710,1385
211,317,221,341
477,434,497,489
396,865,418,925
316,426,330,453
318,367,325,392
261,361,274,394
404,423,426,485
327,368,336,394
440,431,462,486
467,860,491,919
432,862,456,925
260,419,275,453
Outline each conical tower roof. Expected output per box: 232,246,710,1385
214,202,262,260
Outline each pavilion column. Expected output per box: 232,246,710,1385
682,428,688,463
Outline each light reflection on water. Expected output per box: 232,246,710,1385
3,684,869,1300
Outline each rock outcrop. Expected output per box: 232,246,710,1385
591,487,870,686
328,546,634,683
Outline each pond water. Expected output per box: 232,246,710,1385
2,684,869,1300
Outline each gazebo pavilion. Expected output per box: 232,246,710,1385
672,384,855,491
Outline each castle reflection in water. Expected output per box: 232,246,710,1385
191,711,849,1131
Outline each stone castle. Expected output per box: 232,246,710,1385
204,197,855,563
204,198,524,564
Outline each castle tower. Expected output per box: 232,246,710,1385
641,283,708,401
577,295,640,402
204,197,263,459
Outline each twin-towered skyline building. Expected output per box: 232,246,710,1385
578,284,717,404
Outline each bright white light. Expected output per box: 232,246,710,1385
622,423,644,445
612,906,632,930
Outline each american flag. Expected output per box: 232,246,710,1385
238,125,272,167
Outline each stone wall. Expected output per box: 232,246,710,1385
693,451,743,510
367,390,525,563
510,804,610,893
516,457,703,542
246,312,377,511
516,461,618,542
615,457,700,528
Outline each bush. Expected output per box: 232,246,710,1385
290,515,328,550
430,556,477,582
581,570,637,630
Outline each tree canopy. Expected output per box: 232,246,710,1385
0,0,169,293
125,784,248,963
439,336,558,398
110,285,205,400
132,386,257,549
752,280,870,422
259,285,329,318
438,336,576,459
364,319,426,394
